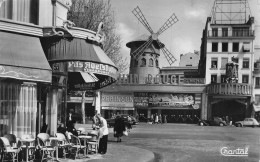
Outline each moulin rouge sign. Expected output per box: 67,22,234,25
116,74,204,85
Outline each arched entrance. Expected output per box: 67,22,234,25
212,100,246,122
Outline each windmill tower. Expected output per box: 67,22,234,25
127,6,178,83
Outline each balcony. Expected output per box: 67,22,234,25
207,83,252,96
208,30,254,38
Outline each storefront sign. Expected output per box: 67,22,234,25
134,92,149,107
207,83,252,95
67,61,117,78
101,93,134,107
116,74,204,85
148,93,195,108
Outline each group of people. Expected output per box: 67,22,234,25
150,113,167,124
56,111,109,155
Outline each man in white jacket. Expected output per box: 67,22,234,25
96,113,109,154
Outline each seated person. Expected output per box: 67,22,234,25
67,120,78,136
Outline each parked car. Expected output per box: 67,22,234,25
235,118,260,127
198,117,227,126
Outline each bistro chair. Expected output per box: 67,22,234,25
55,133,72,159
87,130,100,154
36,133,56,162
20,134,36,161
70,134,86,159
0,137,20,162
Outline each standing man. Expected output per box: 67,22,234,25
96,113,109,154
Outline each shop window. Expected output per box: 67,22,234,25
242,75,249,83
212,42,218,52
243,42,250,52
0,82,37,137
211,58,218,69
0,0,39,25
134,60,138,67
222,28,228,37
212,28,218,37
149,58,153,67
221,58,228,69
233,42,239,52
242,58,249,69
256,77,260,88
211,75,217,83
222,42,228,52
155,59,159,67
221,75,226,83
141,58,146,67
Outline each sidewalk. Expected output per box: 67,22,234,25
58,123,155,162
58,143,154,162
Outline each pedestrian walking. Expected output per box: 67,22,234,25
96,113,109,154
150,114,154,124
155,113,159,124
164,115,167,124
127,115,132,131
114,116,126,142
159,114,162,124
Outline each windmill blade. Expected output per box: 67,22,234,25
131,37,153,58
132,6,154,34
157,40,176,66
156,13,178,36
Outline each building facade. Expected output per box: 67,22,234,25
198,0,255,122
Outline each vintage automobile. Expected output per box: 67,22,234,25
235,118,260,127
198,117,227,126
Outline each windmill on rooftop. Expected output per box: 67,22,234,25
127,6,178,82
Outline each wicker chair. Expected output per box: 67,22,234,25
36,133,56,162
87,131,100,154
0,137,20,162
55,133,72,159
70,134,86,159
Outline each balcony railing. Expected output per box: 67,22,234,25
208,30,254,38
207,83,252,96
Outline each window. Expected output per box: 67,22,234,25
233,42,239,52
149,58,153,67
222,28,228,37
212,28,218,37
212,42,218,52
221,58,228,69
0,0,39,25
242,58,249,68
242,75,249,83
256,77,260,88
221,75,226,83
243,42,250,52
211,58,218,68
155,59,159,67
222,42,228,52
134,60,138,67
211,75,217,83
141,58,146,67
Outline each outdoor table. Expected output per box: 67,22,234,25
20,138,35,162
78,135,92,156
49,137,62,161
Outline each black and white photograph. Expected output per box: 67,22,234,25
0,0,260,161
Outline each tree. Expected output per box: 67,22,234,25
68,0,128,73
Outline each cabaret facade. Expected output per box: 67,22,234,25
98,50,206,123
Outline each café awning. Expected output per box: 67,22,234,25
0,32,52,83
41,35,118,90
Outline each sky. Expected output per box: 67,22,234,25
109,0,260,72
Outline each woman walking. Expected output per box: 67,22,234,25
114,116,126,142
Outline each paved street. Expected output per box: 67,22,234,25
107,123,260,162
